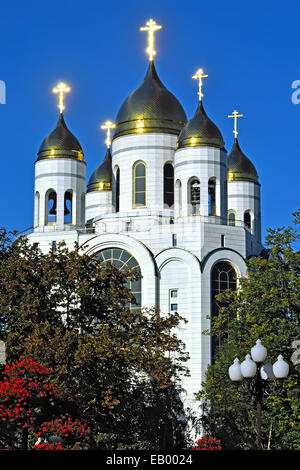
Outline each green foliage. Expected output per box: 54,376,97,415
0,232,191,449
199,209,300,450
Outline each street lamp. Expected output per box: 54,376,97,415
228,339,289,450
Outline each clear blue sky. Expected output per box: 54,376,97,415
0,0,299,242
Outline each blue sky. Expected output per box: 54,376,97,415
0,0,299,242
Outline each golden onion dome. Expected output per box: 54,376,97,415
113,61,187,140
177,100,225,149
87,148,112,192
227,138,259,183
37,113,84,161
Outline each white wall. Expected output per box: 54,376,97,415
86,190,112,222
228,180,261,241
174,146,228,219
112,133,177,213
34,157,86,229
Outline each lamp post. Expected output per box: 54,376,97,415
228,339,289,450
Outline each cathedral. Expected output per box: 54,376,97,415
27,19,264,406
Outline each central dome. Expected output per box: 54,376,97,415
113,61,187,140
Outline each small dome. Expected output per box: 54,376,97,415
113,61,187,140
177,101,225,149
87,148,112,192
37,113,84,161
227,138,259,183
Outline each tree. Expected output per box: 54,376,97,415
0,233,191,449
198,209,300,450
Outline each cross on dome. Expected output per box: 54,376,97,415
228,109,243,139
52,82,71,114
192,69,208,102
140,19,162,62
101,120,116,148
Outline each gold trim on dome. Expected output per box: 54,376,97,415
95,182,112,191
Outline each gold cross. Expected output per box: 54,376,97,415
101,120,116,147
140,19,162,61
228,109,243,139
192,69,208,101
52,82,71,114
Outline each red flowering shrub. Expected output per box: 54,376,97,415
33,417,91,450
193,435,222,450
0,358,59,430
0,358,91,450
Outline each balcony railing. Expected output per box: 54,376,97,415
16,214,251,239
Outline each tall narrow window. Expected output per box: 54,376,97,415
190,178,200,215
116,167,120,213
208,178,216,216
164,163,174,208
228,211,236,226
211,261,237,363
34,191,40,227
133,162,146,208
175,179,182,217
64,191,72,224
244,210,251,229
46,190,57,225
81,193,85,225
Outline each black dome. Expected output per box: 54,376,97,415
227,138,258,183
113,61,187,140
37,113,84,161
87,148,112,192
177,101,224,149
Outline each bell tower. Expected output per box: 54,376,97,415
34,82,86,231
175,69,227,220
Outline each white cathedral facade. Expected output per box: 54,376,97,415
27,21,264,406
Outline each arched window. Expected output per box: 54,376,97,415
189,178,200,215
244,210,251,230
228,211,236,226
96,248,142,312
211,261,237,363
133,162,146,208
208,178,216,216
46,190,57,225
64,191,72,224
115,167,120,213
163,162,174,208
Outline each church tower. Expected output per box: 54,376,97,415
175,70,228,220
34,83,86,231
227,110,261,241
86,121,114,222
111,19,187,216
